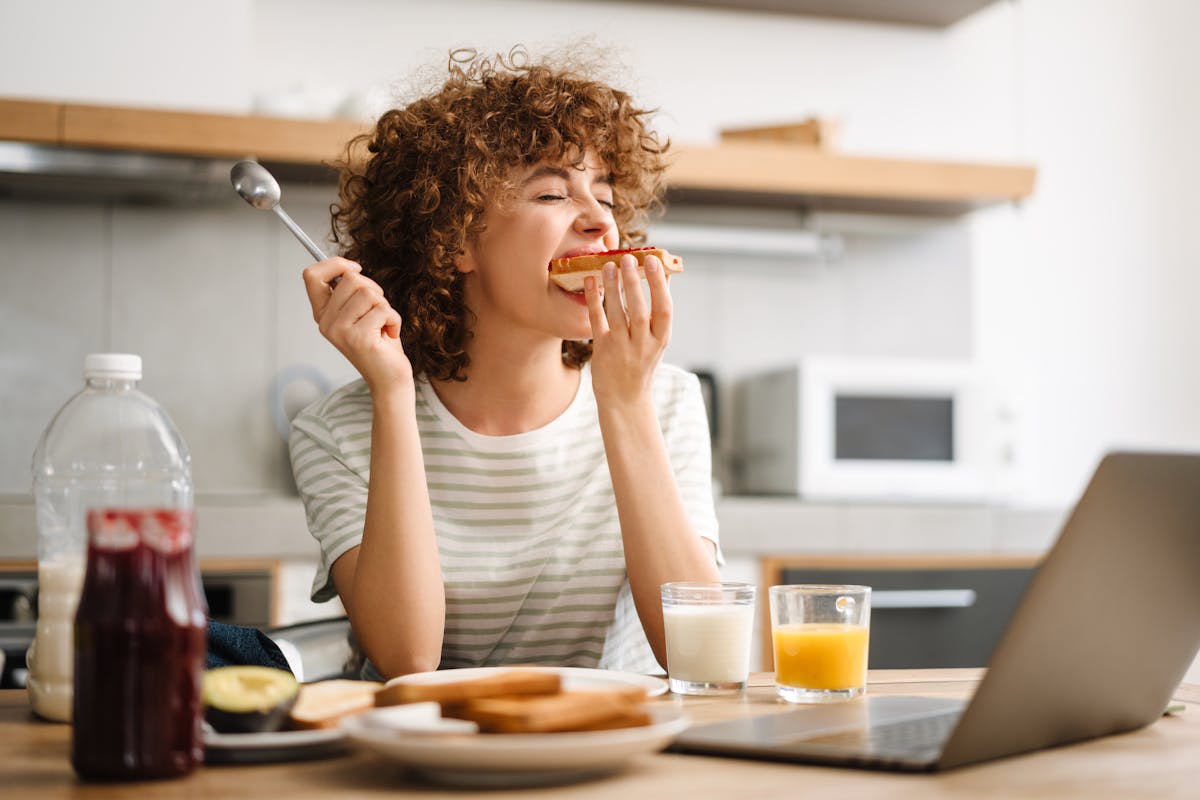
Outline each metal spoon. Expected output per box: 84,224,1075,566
230,160,328,261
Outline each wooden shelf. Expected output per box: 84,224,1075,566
0,98,1036,215
667,142,1036,215
0,99,61,144
0,99,367,164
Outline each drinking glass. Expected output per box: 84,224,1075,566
661,582,756,695
769,584,871,703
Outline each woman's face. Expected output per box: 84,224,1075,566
457,150,620,345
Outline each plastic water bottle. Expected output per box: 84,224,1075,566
28,353,193,722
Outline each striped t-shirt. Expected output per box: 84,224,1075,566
289,362,720,674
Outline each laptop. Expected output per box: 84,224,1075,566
674,451,1200,771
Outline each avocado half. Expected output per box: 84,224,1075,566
203,666,300,734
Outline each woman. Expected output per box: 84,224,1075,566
290,48,721,679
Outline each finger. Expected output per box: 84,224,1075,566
303,256,358,287
584,275,608,338
355,301,398,342
303,258,362,320
383,307,402,340
319,271,384,327
622,253,651,334
602,260,626,334
644,254,673,341
303,257,361,298
326,284,379,336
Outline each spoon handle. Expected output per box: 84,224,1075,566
272,205,328,262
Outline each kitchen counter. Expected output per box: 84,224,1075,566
3,670,1197,798
0,495,1067,635
0,496,315,560
714,496,1065,556
0,495,1066,561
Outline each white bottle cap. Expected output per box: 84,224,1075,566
84,353,143,381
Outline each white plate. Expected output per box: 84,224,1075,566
203,724,347,765
343,706,687,787
383,665,668,697
344,667,683,787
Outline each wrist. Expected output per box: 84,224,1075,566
368,377,417,412
596,394,660,440
595,391,655,420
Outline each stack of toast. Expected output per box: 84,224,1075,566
375,669,653,733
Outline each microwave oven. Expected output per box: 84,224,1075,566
734,358,1014,501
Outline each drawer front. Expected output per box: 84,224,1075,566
776,567,1035,669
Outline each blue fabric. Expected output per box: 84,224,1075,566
206,620,292,673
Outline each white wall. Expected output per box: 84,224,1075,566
977,0,1200,504
2,0,1198,506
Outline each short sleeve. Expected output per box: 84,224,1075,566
288,391,372,602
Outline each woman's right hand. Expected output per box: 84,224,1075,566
302,257,412,394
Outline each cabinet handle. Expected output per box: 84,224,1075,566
871,589,977,609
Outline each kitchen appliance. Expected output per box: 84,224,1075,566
0,573,36,688
734,358,1015,501
0,567,274,689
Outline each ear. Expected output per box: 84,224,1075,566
454,244,477,274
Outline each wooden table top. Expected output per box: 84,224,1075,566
3,670,1198,799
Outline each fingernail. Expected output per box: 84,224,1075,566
585,276,595,292
645,257,661,273
603,264,616,280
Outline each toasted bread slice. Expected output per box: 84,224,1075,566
446,689,647,733
438,685,647,717
565,707,654,732
548,247,682,292
287,679,382,730
374,669,561,707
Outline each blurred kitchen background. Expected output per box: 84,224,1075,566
1,0,1198,681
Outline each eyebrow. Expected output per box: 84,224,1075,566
521,165,613,186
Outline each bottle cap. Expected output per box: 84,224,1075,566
84,353,142,381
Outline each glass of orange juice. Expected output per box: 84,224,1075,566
769,585,871,703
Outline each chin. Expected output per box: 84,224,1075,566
553,303,594,342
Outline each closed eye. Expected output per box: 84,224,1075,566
536,193,614,211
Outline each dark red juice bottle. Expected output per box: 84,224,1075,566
71,509,208,781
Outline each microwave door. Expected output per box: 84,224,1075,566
834,395,955,463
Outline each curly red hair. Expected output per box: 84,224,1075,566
331,47,669,382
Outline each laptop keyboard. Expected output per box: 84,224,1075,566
797,710,961,756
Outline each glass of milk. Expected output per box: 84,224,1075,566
661,582,756,695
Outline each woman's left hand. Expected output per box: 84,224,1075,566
584,252,672,407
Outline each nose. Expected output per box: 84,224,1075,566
574,195,614,239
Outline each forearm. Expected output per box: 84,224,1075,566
599,397,721,668
342,388,445,677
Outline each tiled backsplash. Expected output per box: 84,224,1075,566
0,189,972,497
1,187,356,496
